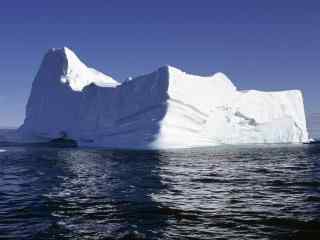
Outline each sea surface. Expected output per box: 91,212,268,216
0,144,320,240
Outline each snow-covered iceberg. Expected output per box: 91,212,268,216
19,47,309,149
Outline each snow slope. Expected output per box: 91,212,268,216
19,47,309,149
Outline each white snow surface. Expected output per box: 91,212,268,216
19,47,309,149
58,47,119,91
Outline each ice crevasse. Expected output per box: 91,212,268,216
19,47,309,149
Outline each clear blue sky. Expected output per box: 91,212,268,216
0,0,319,127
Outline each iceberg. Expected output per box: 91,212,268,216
19,47,309,149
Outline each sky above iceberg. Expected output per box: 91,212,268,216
0,0,319,127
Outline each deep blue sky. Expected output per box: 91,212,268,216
0,0,319,127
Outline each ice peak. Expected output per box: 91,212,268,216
212,72,237,91
63,46,73,53
46,47,84,66
212,72,229,80
42,47,119,91
157,65,184,78
62,47,84,66
166,65,181,71
157,65,181,72
47,47,71,56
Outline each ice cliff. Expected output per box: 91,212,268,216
19,47,309,148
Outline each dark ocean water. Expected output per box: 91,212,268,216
0,144,320,240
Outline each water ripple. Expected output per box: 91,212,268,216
0,145,319,239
